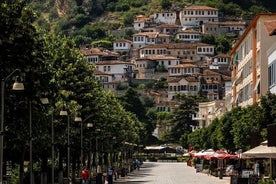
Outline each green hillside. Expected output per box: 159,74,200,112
29,0,276,46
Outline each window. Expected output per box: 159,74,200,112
269,60,276,88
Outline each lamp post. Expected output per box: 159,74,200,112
60,110,70,179
0,69,24,184
29,101,33,184
40,97,55,184
78,114,93,168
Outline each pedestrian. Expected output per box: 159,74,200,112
107,165,114,184
81,166,89,184
135,159,140,170
254,161,260,177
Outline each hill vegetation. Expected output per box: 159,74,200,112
30,0,275,46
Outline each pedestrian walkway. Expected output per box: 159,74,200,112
114,162,230,184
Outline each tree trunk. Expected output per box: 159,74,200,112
19,147,25,184
40,155,48,184
58,151,63,184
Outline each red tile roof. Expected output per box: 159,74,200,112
184,5,218,11
141,43,211,49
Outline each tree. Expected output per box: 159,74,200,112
160,0,172,9
215,35,232,54
170,94,199,143
0,1,52,183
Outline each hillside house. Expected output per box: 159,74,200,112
230,14,276,108
155,24,182,37
132,32,170,49
133,15,155,31
134,55,180,79
139,43,215,61
167,76,200,100
208,54,231,70
168,63,200,77
153,12,177,24
175,29,202,43
113,39,132,54
94,70,118,92
201,69,231,100
180,5,219,28
80,48,120,64
95,60,135,83
202,21,246,37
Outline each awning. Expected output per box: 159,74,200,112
232,52,239,65
242,141,276,159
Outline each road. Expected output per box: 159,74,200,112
114,162,230,184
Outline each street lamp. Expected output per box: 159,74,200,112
0,69,24,184
76,114,93,168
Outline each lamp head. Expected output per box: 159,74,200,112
12,76,24,90
74,117,82,122
59,110,68,116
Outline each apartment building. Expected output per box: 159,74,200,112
267,21,276,94
230,14,276,108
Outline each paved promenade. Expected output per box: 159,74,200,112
114,162,230,184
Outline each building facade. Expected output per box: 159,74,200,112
230,14,276,108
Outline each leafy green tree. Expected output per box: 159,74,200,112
0,1,52,183
170,94,199,143
119,88,147,122
160,0,172,9
123,12,135,26
232,104,263,150
201,34,216,45
215,35,232,54
260,92,276,126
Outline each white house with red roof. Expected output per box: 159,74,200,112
133,15,155,31
139,43,215,60
132,32,170,48
80,48,119,64
95,60,135,82
113,39,132,54
180,5,218,28
168,63,200,77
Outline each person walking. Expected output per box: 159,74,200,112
81,167,89,184
107,165,114,184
